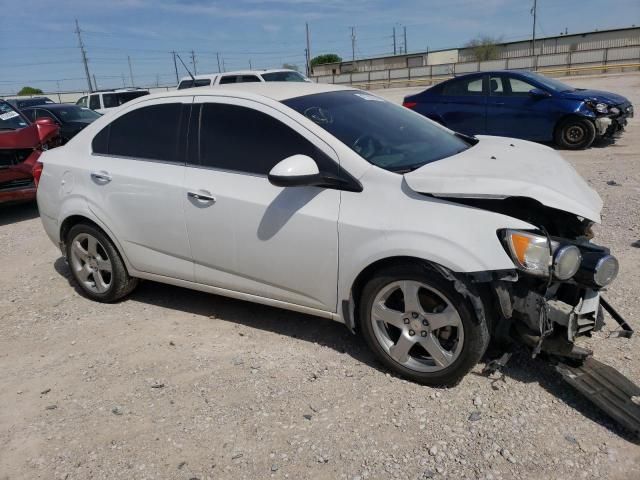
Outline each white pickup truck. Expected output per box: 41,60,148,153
176,69,310,90
76,88,150,114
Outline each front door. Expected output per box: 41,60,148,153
183,97,340,312
485,74,552,140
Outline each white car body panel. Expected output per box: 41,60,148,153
37,83,602,325
404,135,603,222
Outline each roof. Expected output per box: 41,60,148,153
169,82,356,101
21,103,83,111
179,68,301,82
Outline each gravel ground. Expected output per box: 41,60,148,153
1,73,639,480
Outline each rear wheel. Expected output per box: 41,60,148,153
359,264,489,387
66,223,138,302
555,117,596,150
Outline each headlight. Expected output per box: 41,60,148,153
553,245,582,280
503,230,552,277
586,100,609,114
609,106,620,115
574,252,619,287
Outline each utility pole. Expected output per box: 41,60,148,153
92,74,98,91
249,59,252,69
55,80,62,103
404,26,408,54
305,22,312,76
172,51,179,84
531,0,537,56
121,74,126,88
222,55,226,72
350,26,356,62
127,55,134,87
74,19,93,93
190,50,197,75
393,27,397,55
156,74,160,87
216,52,221,73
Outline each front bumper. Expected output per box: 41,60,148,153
595,101,634,138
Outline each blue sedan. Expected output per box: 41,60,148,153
403,70,633,149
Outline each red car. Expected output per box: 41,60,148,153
0,100,59,204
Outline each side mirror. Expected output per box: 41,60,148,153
268,155,322,187
34,117,60,144
529,88,551,98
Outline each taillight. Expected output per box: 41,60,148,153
32,161,44,188
403,101,417,109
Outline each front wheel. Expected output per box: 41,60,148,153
359,265,489,387
554,117,596,150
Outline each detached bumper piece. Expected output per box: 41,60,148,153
556,357,640,437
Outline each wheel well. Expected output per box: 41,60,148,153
349,256,437,331
554,113,594,135
60,215,106,248
348,256,493,333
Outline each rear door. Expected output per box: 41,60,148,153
85,96,194,280
436,75,487,135
183,96,340,311
485,74,553,140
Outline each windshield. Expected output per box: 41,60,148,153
520,71,574,92
283,91,471,172
0,102,29,131
53,106,101,123
263,71,307,82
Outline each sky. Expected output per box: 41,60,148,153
1,0,639,94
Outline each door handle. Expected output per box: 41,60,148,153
188,190,216,203
90,171,112,183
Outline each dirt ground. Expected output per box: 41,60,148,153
1,73,639,480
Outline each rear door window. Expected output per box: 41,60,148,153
178,79,211,89
442,76,485,96
92,103,186,163
218,75,238,84
238,75,261,83
89,95,101,110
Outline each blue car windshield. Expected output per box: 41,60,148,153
283,91,472,173
520,71,574,92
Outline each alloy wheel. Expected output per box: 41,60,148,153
370,280,464,373
69,232,113,294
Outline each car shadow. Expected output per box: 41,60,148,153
53,256,381,372
52,257,637,442
0,201,39,226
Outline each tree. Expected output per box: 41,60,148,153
310,54,342,68
465,36,502,61
18,86,44,96
282,63,300,72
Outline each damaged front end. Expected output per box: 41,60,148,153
463,197,639,435
585,98,634,140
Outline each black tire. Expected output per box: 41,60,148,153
358,264,489,387
65,223,138,302
554,117,596,150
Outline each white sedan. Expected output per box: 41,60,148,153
35,83,619,386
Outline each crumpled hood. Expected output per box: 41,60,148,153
561,88,629,105
404,135,603,222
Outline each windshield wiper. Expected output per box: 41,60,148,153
0,127,17,131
